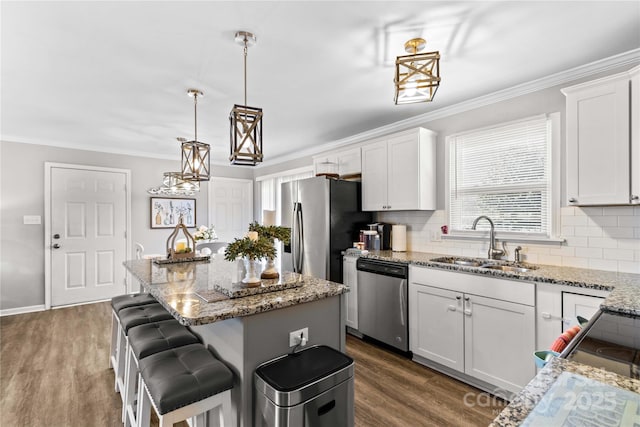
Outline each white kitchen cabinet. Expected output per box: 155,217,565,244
313,146,362,178
342,256,358,329
409,266,536,394
563,65,640,205
409,284,464,372
464,294,535,393
535,282,609,351
562,292,604,330
361,128,437,211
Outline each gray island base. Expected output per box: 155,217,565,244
123,257,348,427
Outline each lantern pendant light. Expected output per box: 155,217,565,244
229,31,263,166
181,89,211,181
394,37,441,105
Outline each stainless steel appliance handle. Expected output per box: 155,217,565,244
291,202,300,273
399,279,406,326
296,203,304,273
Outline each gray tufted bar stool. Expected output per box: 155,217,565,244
123,319,200,425
114,303,174,402
133,344,235,427
110,294,158,390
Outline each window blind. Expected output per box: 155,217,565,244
449,115,551,236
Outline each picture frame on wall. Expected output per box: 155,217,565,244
150,197,196,229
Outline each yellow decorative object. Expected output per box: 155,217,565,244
166,215,196,260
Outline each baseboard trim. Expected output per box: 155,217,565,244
0,304,46,317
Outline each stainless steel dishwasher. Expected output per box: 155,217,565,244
356,258,409,352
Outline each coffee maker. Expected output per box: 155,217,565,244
367,223,391,250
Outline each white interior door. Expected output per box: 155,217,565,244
49,166,128,306
209,178,253,243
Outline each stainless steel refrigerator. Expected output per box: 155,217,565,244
280,176,372,283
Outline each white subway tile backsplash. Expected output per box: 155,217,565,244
382,208,640,274
603,227,635,238
617,239,640,250
575,247,603,259
618,216,640,227
565,236,589,247
561,257,590,268
603,207,635,216
603,248,635,261
588,216,619,227
588,258,618,271
618,260,640,274
587,237,618,249
549,246,575,257
562,216,589,226
577,207,603,216
574,226,603,237
537,254,563,265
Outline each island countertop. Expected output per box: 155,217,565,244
123,257,348,326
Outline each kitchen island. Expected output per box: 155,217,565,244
123,257,348,427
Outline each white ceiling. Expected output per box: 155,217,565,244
2,1,639,166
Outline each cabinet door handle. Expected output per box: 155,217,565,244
631,195,639,201
464,296,470,301
464,309,472,316
568,197,577,203
456,295,462,300
447,305,457,312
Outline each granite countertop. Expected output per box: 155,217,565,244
348,250,640,425
489,358,640,426
123,257,348,326
352,250,640,316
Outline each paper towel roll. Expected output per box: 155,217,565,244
392,224,407,252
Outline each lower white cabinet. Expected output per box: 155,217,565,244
409,266,536,394
562,292,604,329
410,285,464,372
342,256,358,329
463,294,535,393
535,282,609,351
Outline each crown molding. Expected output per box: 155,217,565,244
259,48,640,168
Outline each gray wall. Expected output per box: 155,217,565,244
0,141,251,310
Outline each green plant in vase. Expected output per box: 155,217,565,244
224,232,277,286
248,221,291,279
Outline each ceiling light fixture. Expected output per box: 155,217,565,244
394,37,440,105
181,89,211,181
229,31,263,166
147,171,200,196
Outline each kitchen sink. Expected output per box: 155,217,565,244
430,256,538,273
481,264,536,273
430,257,486,267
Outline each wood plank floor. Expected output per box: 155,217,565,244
1,302,505,426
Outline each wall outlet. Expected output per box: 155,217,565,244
289,327,309,347
23,215,41,225
431,230,441,242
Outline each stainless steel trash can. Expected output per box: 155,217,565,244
254,345,355,427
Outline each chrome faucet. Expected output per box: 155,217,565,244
471,215,505,260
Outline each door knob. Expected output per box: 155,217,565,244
53,244,61,249
53,234,60,239
568,198,577,203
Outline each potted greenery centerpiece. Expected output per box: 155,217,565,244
224,231,277,286
248,221,291,279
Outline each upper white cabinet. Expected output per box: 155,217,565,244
361,128,437,211
562,65,640,206
313,146,362,178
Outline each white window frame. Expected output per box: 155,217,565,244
444,112,562,244
255,165,314,224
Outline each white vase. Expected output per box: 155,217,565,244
242,257,262,286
